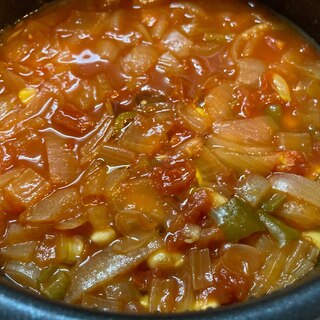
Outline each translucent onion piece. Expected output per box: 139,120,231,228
187,248,213,291
152,16,169,40
95,39,121,62
105,279,141,302
115,209,159,236
99,144,136,167
80,113,114,167
56,11,109,38
250,237,318,296
0,241,37,262
4,261,41,290
221,244,263,276
87,205,111,230
3,168,51,213
119,114,168,155
156,52,183,74
238,58,266,86
212,116,277,146
149,278,178,313
277,132,312,152
81,164,107,199
56,215,88,230
174,272,194,312
66,236,164,303
111,231,155,254
177,103,211,134
230,23,271,60
5,223,49,245
174,137,204,159
204,85,233,121
1,69,25,92
121,45,159,75
21,187,83,224
214,149,279,175
0,167,25,189
236,174,271,207
269,172,320,208
161,30,193,57
275,199,320,230
0,94,20,123
207,135,274,155
104,168,129,199
46,135,78,186
194,146,232,185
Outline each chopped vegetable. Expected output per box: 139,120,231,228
121,45,159,75
161,30,193,57
0,0,319,313
211,197,265,242
258,211,300,247
236,174,271,208
3,168,51,213
271,73,291,102
113,111,137,135
238,58,266,85
46,135,78,186
20,188,83,224
66,236,164,302
261,193,286,213
18,88,37,104
269,172,320,208
41,271,71,300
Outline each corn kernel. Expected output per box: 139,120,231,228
194,299,220,311
195,168,203,186
140,295,149,308
59,235,84,264
182,223,201,244
302,230,320,249
147,249,184,269
271,73,291,102
18,88,37,104
195,106,207,117
90,227,116,247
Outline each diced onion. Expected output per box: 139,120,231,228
21,188,82,224
177,103,211,134
66,236,164,303
222,244,263,276
236,174,271,207
149,278,178,312
121,45,159,75
187,249,213,291
277,132,312,152
161,30,193,57
204,85,233,121
214,149,279,175
269,172,320,208
212,116,277,146
238,58,266,85
156,52,183,74
4,261,41,289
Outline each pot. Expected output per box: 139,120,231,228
0,1,320,319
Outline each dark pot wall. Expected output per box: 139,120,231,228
0,0,320,319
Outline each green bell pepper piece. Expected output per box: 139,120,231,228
211,197,265,242
258,210,300,248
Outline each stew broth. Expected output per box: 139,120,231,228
0,0,320,313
